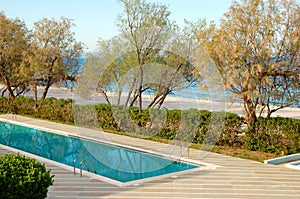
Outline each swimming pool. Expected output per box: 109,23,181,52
0,120,205,186
285,160,300,170
264,153,300,165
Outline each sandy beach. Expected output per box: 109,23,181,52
18,86,300,119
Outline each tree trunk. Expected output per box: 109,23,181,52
137,67,143,112
124,90,133,108
31,83,38,107
117,90,122,106
41,77,52,99
157,93,168,109
100,91,111,105
147,94,160,108
0,69,15,100
124,79,136,108
1,88,7,97
267,104,288,118
129,92,138,107
243,100,257,127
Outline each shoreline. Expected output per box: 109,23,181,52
22,86,300,119
1,85,299,119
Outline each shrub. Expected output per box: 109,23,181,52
0,153,54,199
0,96,74,123
73,104,100,128
1,96,299,155
0,97,9,113
218,112,245,147
37,98,73,123
12,96,36,115
156,109,181,140
246,117,300,154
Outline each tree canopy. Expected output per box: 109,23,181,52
1,0,299,128
79,0,204,111
25,17,83,102
0,12,31,99
0,13,83,103
199,0,300,125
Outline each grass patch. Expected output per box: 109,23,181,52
211,146,278,162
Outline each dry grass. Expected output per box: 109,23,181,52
149,137,279,163
211,146,279,162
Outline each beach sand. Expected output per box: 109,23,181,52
20,86,300,119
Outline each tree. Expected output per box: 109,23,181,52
143,19,210,109
115,0,173,112
76,35,132,106
25,17,83,103
200,0,300,126
79,0,205,111
0,12,31,99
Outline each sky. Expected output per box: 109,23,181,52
1,0,234,51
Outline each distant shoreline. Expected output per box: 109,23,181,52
19,86,300,120
1,84,299,119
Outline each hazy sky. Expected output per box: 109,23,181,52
1,0,234,51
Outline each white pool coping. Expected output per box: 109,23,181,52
0,118,219,187
285,160,300,171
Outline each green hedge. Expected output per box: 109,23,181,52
246,117,300,155
0,153,54,199
0,97,74,124
0,96,299,154
37,97,73,123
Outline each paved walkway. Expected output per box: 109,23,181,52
0,115,300,198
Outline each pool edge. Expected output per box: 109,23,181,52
0,117,220,187
285,160,300,171
264,153,300,165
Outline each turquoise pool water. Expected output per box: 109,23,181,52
0,121,198,183
285,160,300,170
291,161,300,166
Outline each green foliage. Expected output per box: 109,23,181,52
0,12,83,100
95,104,118,130
28,17,83,100
219,112,245,147
11,96,36,115
36,98,74,123
195,110,211,144
1,96,299,155
200,0,300,125
0,97,9,113
156,109,181,140
0,97,74,124
246,117,300,155
0,153,54,199
73,104,116,129
0,12,30,99
80,0,202,111
0,96,36,114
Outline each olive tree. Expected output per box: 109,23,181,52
200,0,300,125
25,17,83,102
115,0,174,112
0,12,31,99
80,0,205,110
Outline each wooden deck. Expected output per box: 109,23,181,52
0,115,300,199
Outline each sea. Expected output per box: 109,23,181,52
69,57,230,101
66,57,298,108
